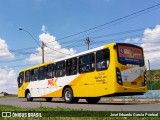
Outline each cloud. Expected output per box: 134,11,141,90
123,25,160,70
132,38,140,43
124,38,130,43
0,67,17,94
0,38,16,94
41,25,48,33
141,25,160,70
124,37,140,43
27,26,76,63
0,38,14,59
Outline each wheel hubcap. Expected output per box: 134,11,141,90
27,93,31,99
65,91,71,101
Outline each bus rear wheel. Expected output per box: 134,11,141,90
45,97,52,102
26,92,33,101
86,97,100,104
63,87,78,103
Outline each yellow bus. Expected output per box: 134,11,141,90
17,43,147,103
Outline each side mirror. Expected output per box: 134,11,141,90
17,77,22,84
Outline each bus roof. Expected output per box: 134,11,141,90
19,61,54,73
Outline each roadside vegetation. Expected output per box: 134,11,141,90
0,105,159,120
146,69,160,90
0,94,17,98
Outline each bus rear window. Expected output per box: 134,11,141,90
117,44,144,66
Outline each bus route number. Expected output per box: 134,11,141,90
95,72,107,82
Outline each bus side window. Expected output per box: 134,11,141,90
96,49,110,71
38,66,46,80
55,61,65,77
17,72,24,87
25,70,31,82
31,68,39,81
46,64,54,79
79,53,95,74
66,58,77,76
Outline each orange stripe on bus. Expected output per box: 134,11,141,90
41,74,86,97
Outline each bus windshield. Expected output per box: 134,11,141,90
117,44,144,66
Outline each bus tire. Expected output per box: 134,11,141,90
45,97,52,102
26,92,33,101
86,97,100,104
63,87,74,103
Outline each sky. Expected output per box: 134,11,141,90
0,0,160,94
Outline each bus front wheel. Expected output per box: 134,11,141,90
86,97,100,104
26,92,33,101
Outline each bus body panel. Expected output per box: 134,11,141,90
18,82,30,97
114,43,147,94
17,42,147,99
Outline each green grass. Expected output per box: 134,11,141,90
0,104,75,111
0,105,159,120
147,81,160,90
146,69,160,90
152,81,160,90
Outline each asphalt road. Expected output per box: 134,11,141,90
0,97,160,111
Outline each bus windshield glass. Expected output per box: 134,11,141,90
117,44,144,66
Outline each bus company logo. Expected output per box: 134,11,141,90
130,68,137,73
48,78,58,87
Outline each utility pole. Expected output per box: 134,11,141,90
148,60,152,90
19,27,45,64
85,37,90,50
41,41,45,64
